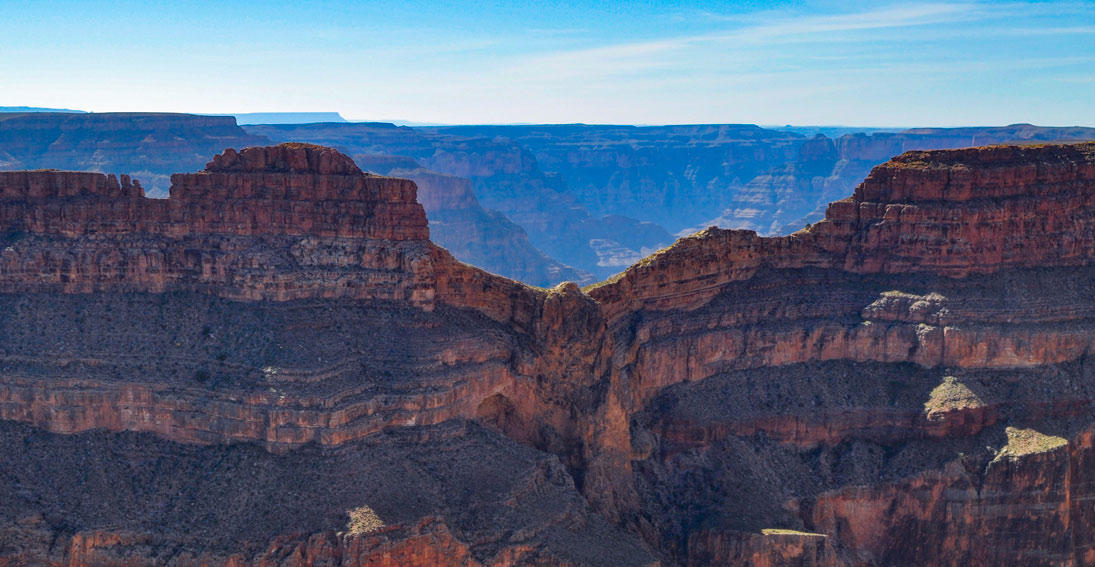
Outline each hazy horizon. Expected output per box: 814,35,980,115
3,1,1094,126
2,107,1090,131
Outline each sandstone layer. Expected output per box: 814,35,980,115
3,142,1095,566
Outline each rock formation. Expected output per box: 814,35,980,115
591,142,1095,566
247,122,675,280
3,141,1095,566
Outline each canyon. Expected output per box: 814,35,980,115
1,141,1095,565
247,121,677,281
251,121,1095,283
0,113,589,287
6,112,1092,288
0,112,267,192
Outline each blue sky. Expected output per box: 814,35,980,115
1,0,1092,126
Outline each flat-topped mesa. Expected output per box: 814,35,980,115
0,144,452,303
592,142,1095,315
204,143,363,175
168,144,426,239
852,143,1095,203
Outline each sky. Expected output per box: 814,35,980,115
1,0,1093,126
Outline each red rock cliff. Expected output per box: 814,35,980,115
3,142,1095,567
0,144,442,305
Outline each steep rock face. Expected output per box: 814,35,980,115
6,142,1095,566
0,143,653,565
0,144,434,305
0,144,576,451
594,144,1095,313
0,112,268,194
592,142,1095,566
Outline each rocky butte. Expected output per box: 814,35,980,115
1,142,1095,566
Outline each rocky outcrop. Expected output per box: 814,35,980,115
0,144,437,306
5,142,1095,566
0,144,557,451
593,143,1095,306
598,142,1095,566
0,143,651,565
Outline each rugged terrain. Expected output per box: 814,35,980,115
702,124,1095,235
0,113,588,287
0,112,267,193
8,113,1089,288
354,153,593,286
253,122,1095,283
2,141,1095,566
0,143,654,566
248,122,676,280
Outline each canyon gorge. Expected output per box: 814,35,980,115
6,112,1093,288
0,140,1094,566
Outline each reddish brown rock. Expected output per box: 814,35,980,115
686,529,842,567
794,427,1081,567
4,142,1095,567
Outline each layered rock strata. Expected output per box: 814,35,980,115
3,142,1095,566
706,124,1095,236
591,142,1095,566
0,112,268,194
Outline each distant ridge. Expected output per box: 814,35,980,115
230,112,346,124
0,106,86,113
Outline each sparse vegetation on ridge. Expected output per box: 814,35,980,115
346,505,385,535
994,427,1067,462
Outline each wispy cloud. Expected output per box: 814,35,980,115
1055,75,1095,83
503,1,1093,88
506,2,983,83
713,2,976,41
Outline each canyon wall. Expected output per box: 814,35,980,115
591,142,1095,566
3,142,1095,566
